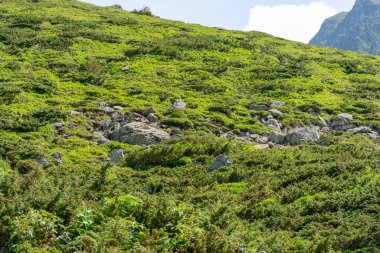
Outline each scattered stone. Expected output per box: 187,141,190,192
266,114,274,119
147,113,158,122
270,100,285,107
68,122,77,129
286,128,320,145
108,4,123,9
112,106,124,110
269,109,283,117
103,107,115,114
266,119,281,129
111,112,121,119
98,100,107,107
121,65,129,71
52,122,64,129
268,142,275,148
347,126,370,134
307,108,318,116
69,110,81,116
110,122,170,145
208,154,233,172
52,152,62,159
172,99,187,109
110,149,124,163
318,116,328,127
366,132,379,140
35,158,49,166
257,137,269,144
249,104,268,111
100,118,112,130
331,113,356,131
269,131,286,144
94,131,110,144
254,144,270,149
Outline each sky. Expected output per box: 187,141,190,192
80,0,356,43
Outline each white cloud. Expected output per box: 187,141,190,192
243,1,337,43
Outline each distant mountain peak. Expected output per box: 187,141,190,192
310,0,380,55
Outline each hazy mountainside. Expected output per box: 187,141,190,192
310,0,380,55
0,0,379,252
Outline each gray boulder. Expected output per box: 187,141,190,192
172,99,187,109
110,149,125,163
270,100,285,107
269,131,286,144
347,126,370,134
269,109,283,117
254,144,270,149
103,107,115,114
286,128,320,145
35,158,49,166
113,106,124,110
94,131,110,144
266,119,281,129
249,104,268,111
121,65,129,71
98,100,107,107
331,113,356,131
110,122,170,145
108,4,123,9
147,113,158,122
208,155,233,172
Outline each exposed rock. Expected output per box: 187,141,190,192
172,99,187,109
52,122,64,129
318,116,328,127
113,106,124,110
68,122,77,129
108,4,123,9
266,119,281,129
124,112,149,123
318,139,331,146
100,118,112,130
52,152,62,159
270,100,285,107
69,110,81,116
110,122,170,145
347,126,370,134
94,131,110,144
103,107,115,114
286,128,320,145
121,65,129,71
147,113,158,122
98,100,107,107
307,108,318,116
269,109,283,117
331,113,356,131
35,158,49,166
208,154,233,172
366,132,379,140
254,144,270,149
269,131,286,144
110,149,124,163
257,137,269,144
249,104,268,111
268,142,275,148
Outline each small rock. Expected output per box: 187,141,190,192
172,99,187,109
268,142,275,148
286,128,320,146
269,109,283,117
266,119,281,129
98,100,107,107
257,137,269,144
100,118,112,130
307,108,318,116
121,65,129,71
254,144,270,149
68,122,77,129
111,112,121,119
108,4,123,9
52,122,64,129
94,131,110,144
270,100,285,107
35,158,49,166
147,113,158,122
331,113,356,131
208,154,233,172
113,106,124,110
366,132,379,140
52,152,62,159
318,139,331,146
347,126,370,134
269,131,286,144
103,107,115,114
249,104,268,111
110,149,124,163
69,110,81,116
110,122,170,146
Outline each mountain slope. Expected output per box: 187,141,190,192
310,0,380,55
0,0,379,252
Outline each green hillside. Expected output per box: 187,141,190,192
0,0,379,252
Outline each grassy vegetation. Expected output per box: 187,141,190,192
0,0,379,252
